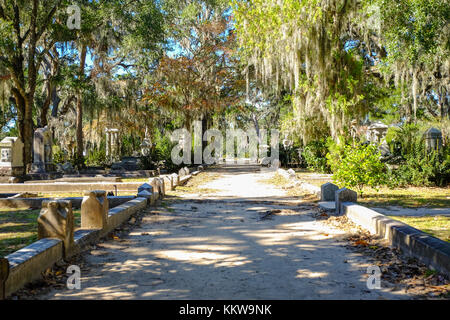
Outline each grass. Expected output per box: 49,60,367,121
258,173,316,198
359,186,450,208
387,215,450,243
169,172,222,195
0,207,81,258
293,169,450,208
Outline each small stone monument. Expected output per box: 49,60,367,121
0,137,24,176
140,128,152,157
424,128,443,153
320,182,339,202
81,190,109,229
366,121,388,144
335,188,358,215
38,200,74,257
31,127,54,173
105,128,120,163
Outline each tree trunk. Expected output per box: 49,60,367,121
76,44,87,162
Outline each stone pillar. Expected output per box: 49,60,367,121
335,188,357,215
105,128,120,163
38,200,74,257
0,258,9,300
138,183,154,205
81,190,109,229
320,182,339,202
157,177,165,198
171,173,179,189
148,178,160,202
31,127,53,173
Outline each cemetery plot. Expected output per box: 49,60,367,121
0,207,81,258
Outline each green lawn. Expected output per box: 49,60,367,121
0,208,81,258
388,215,450,243
359,186,450,208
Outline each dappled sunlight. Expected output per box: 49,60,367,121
151,249,251,267
296,269,329,279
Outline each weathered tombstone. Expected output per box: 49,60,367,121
138,183,153,194
184,167,190,175
148,178,160,201
178,168,185,177
0,137,24,177
171,173,179,189
335,188,357,215
140,128,152,156
320,182,339,202
366,121,388,144
31,127,54,173
0,258,9,300
105,128,120,163
38,200,74,257
424,128,443,153
157,178,166,199
81,190,109,229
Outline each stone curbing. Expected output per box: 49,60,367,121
0,165,202,298
342,202,450,278
281,166,450,279
0,195,135,209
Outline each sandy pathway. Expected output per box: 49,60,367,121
38,166,411,300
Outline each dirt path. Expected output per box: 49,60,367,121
37,166,412,300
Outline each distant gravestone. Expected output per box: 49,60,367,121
335,188,357,215
0,137,24,177
138,183,153,194
31,127,53,173
38,200,74,257
424,128,443,153
320,182,339,202
81,190,109,229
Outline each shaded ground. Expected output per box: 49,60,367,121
28,165,421,300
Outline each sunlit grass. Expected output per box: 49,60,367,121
168,172,222,195
387,215,450,242
359,186,450,208
0,208,81,258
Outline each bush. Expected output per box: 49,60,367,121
389,146,450,187
86,148,108,167
301,139,330,173
328,143,386,196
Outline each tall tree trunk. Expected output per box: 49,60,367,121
76,44,87,162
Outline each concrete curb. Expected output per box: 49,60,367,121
3,196,149,298
0,196,135,209
341,202,450,278
281,166,450,279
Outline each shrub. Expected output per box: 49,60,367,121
301,139,330,173
328,143,386,196
86,148,107,167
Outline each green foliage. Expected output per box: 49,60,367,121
52,146,67,165
301,139,330,173
86,149,108,167
388,145,450,187
328,143,387,195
